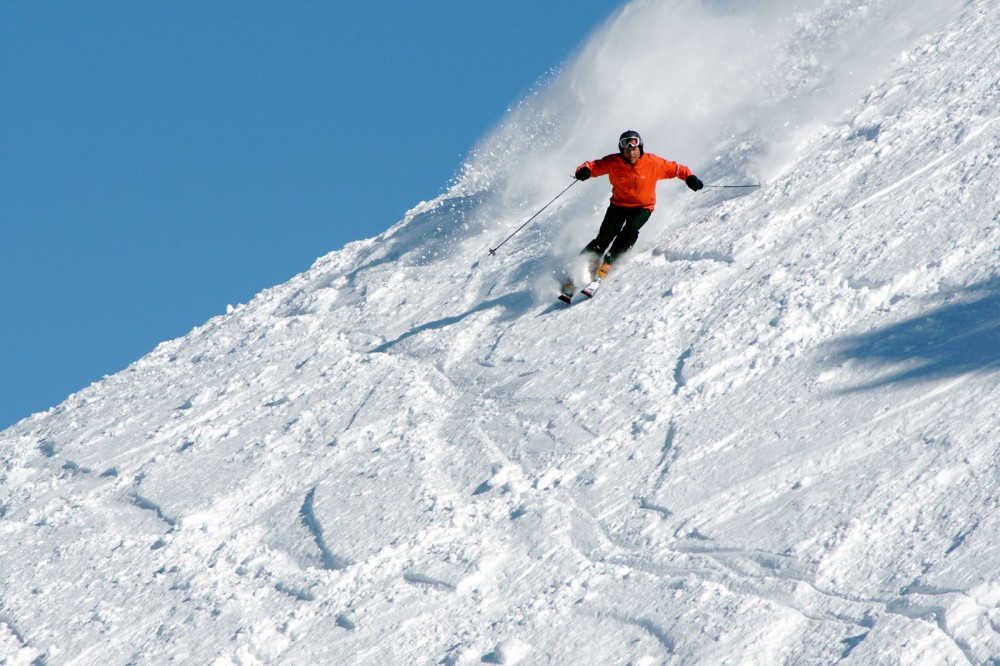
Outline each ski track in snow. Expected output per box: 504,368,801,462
5,1,1000,664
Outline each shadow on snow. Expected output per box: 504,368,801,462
370,290,535,354
828,278,1000,391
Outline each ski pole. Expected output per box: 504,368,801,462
488,179,578,256
704,183,762,189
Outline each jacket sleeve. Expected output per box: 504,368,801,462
653,154,693,181
578,154,617,178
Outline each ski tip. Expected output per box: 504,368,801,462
580,289,594,299
557,294,573,304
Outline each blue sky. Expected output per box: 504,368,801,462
1,2,622,428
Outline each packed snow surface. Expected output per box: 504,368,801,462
4,1,1000,664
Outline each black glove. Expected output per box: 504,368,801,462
575,166,591,181
686,175,704,191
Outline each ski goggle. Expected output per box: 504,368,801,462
619,136,641,150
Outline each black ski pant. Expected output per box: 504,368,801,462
582,204,652,266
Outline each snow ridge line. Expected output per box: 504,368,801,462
672,351,691,395
578,610,675,655
606,545,878,656
132,491,177,528
849,115,1000,212
0,617,30,652
274,582,316,602
300,486,352,571
651,420,679,493
403,572,458,592
886,595,978,664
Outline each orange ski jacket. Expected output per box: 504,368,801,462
578,153,693,210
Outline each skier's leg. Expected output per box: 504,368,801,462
604,208,652,265
583,205,628,257
581,205,628,278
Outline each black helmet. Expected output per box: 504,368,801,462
618,130,643,156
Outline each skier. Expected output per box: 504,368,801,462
561,130,703,301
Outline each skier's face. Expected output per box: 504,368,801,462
622,143,640,165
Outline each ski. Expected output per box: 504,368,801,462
580,279,602,299
558,277,576,304
580,262,611,298
558,261,610,303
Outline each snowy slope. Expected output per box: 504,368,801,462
4,1,1000,664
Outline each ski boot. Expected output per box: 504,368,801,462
558,276,576,304
581,262,612,298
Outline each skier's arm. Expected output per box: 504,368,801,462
653,155,692,181
654,155,702,191
577,155,616,180
576,160,601,180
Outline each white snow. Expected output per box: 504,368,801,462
4,0,1000,664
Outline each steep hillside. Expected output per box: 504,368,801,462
3,1,998,664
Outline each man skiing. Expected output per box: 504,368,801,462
561,130,703,301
